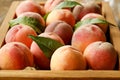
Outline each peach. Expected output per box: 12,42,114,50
15,0,45,17
46,9,75,27
72,5,84,21
71,24,106,53
45,20,73,44
0,42,34,70
5,24,37,48
73,1,101,21
18,12,45,27
81,13,109,33
44,0,64,13
83,41,117,70
30,32,64,69
50,45,86,70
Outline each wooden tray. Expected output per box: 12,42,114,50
0,1,120,80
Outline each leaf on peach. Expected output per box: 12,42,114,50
74,18,115,30
29,35,64,59
54,0,82,9
9,16,45,34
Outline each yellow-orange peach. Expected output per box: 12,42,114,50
46,9,75,27
81,13,108,33
50,45,86,70
5,24,37,48
16,0,45,17
71,24,106,53
0,42,34,70
45,20,73,44
30,32,64,69
18,12,45,27
44,0,64,13
83,41,117,70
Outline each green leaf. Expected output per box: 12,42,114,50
54,0,82,9
43,12,50,21
9,16,45,34
74,18,111,30
29,35,64,59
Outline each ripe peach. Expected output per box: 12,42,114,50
73,1,101,21
44,0,64,13
71,24,106,53
83,41,117,70
46,9,75,27
81,13,108,33
30,32,64,69
5,24,37,48
72,5,84,21
45,20,73,44
0,42,34,70
50,45,86,70
15,0,45,17
18,12,45,27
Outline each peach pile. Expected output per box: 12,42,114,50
0,0,118,70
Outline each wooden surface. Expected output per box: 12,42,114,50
0,1,120,80
0,70,120,80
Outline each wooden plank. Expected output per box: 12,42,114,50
102,1,120,70
0,1,20,47
0,70,120,80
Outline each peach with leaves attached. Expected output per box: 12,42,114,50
0,42,34,70
18,12,45,27
15,0,45,17
71,24,106,53
46,9,75,27
50,45,86,70
83,41,117,70
5,24,37,48
81,13,109,33
45,20,73,44
30,32,64,69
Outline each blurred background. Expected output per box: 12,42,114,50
0,0,120,27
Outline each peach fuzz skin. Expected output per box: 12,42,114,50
45,20,73,45
73,1,101,21
81,13,108,33
83,41,117,70
30,32,64,69
50,45,86,70
44,0,64,13
15,0,45,17
71,24,106,53
46,9,75,27
18,12,45,27
5,24,37,48
0,42,34,70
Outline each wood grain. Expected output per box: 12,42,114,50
0,70,120,80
